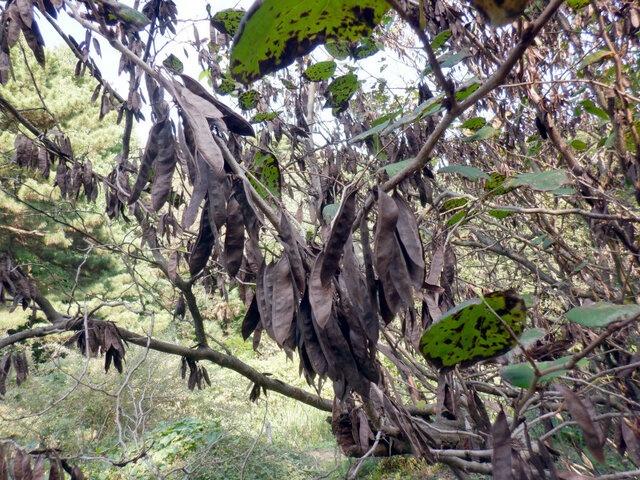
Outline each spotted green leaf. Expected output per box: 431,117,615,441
352,37,380,60
441,197,468,213
114,3,150,29
484,172,515,195
456,81,481,101
566,303,640,328
419,290,527,370
238,90,260,110
211,9,245,36
303,61,337,82
325,41,351,60
230,0,390,83
216,78,236,95
505,170,569,192
249,152,281,199
163,54,183,73
324,73,359,115
487,209,514,219
251,112,279,123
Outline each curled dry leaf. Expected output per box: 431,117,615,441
320,187,356,287
491,409,513,479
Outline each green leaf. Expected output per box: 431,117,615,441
382,96,443,134
440,50,471,68
460,117,486,130
463,125,497,142
250,112,279,123
419,290,527,369
322,203,339,223
505,170,570,191
519,328,546,348
230,0,390,83
325,41,351,60
441,197,468,213
163,54,183,73
249,152,281,199
500,356,588,389
281,78,296,89
580,100,610,121
302,61,337,82
377,158,413,178
446,210,468,227
430,30,451,50
348,119,391,144
484,172,515,195
438,165,491,181
114,3,150,29
455,81,481,101
211,9,246,36
216,78,236,95
324,73,359,115
238,90,260,110
567,0,590,8
487,209,514,219
352,36,380,59
578,50,612,70
570,139,588,150
566,303,640,328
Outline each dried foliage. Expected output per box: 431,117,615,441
1,0,640,477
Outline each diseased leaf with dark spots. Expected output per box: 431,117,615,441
309,253,334,329
189,197,215,277
211,8,245,36
324,73,359,115
271,255,295,346
163,53,184,73
223,197,244,276
241,295,260,340
419,290,526,370
303,61,336,82
320,188,356,286
556,385,606,464
249,151,281,199
393,192,424,289
238,90,260,110
230,0,389,83
492,410,513,480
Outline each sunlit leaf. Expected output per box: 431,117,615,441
302,61,337,82
230,0,389,83
238,90,260,110
430,29,451,49
419,290,527,369
211,9,245,36
460,117,486,130
578,49,612,70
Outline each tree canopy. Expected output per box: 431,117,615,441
1,0,640,478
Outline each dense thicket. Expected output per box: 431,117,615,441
1,1,639,478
